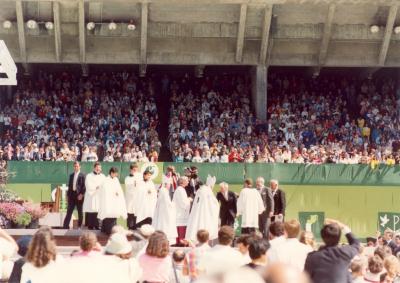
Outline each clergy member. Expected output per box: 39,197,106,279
153,176,178,243
98,167,127,235
237,178,265,234
135,170,157,228
185,175,219,242
83,161,106,230
172,176,192,246
125,163,142,230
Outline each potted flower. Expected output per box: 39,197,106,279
14,212,31,228
23,202,48,228
0,214,11,229
0,202,24,227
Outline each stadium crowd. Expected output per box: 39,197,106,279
0,71,161,162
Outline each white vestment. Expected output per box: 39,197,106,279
237,187,265,228
172,186,191,226
135,179,157,223
153,187,178,243
98,176,127,220
83,172,106,213
125,172,142,214
185,185,219,242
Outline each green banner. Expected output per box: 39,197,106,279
298,212,325,240
378,212,400,234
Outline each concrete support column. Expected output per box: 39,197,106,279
251,65,267,121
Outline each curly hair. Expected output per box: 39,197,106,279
26,230,57,268
146,231,169,258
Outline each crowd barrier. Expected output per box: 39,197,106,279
7,161,400,186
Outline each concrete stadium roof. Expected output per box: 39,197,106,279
1,0,400,71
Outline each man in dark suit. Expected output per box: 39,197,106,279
256,177,274,238
269,179,285,223
304,219,360,283
216,182,237,227
63,161,86,229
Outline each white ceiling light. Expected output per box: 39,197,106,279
86,22,95,30
370,25,379,33
127,20,136,31
108,21,117,31
45,21,54,30
3,20,12,29
26,20,38,29
394,26,400,34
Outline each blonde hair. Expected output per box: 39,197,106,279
384,255,400,277
300,231,316,249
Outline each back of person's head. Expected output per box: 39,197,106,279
269,222,285,238
321,223,341,247
384,255,400,277
27,230,57,268
299,231,315,248
350,259,366,276
17,235,32,257
218,226,235,246
249,238,270,260
79,231,98,252
375,246,392,260
244,178,253,188
369,255,384,275
284,219,301,239
146,231,169,258
197,229,209,244
236,234,252,248
172,250,185,264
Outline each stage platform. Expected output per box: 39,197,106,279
5,229,110,246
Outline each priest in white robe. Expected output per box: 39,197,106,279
125,163,142,230
237,178,265,234
134,170,157,228
172,176,192,245
98,167,127,235
185,176,219,243
153,177,178,244
83,162,106,229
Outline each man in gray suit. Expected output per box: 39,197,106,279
256,177,274,238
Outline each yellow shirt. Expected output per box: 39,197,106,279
362,126,371,137
370,159,379,169
386,158,395,165
357,118,365,129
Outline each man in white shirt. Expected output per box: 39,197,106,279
268,222,286,249
124,163,142,230
172,176,192,246
268,219,312,271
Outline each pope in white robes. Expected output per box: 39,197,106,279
237,181,265,234
125,163,142,229
83,162,106,229
98,167,127,234
185,176,219,242
153,181,178,244
134,170,157,228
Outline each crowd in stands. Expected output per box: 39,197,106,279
0,71,161,162
1,220,400,283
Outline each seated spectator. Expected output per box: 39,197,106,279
300,231,316,251
71,231,102,257
8,235,31,283
138,231,172,283
268,222,286,248
246,238,270,270
236,234,254,264
364,255,384,283
350,259,367,283
170,250,189,283
183,229,211,281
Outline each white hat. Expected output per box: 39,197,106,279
111,225,133,236
105,233,132,255
139,224,155,237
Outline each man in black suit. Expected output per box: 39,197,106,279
256,177,274,238
63,161,86,229
304,219,360,283
269,179,285,223
216,182,237,227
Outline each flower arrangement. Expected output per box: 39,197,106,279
0,214,11,228
23,202,48,220
14,212,32,226
0,202,24,222
0,188,21,203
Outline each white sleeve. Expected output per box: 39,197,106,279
85,175,97,196
257,193,265,214
173,189,190,210
237,192,243,216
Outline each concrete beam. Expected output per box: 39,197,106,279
235,3,247,63
15,0,27,62
378,5,398,66
78,0,86,63
259,4,273,65
140,2,148,65
53,1,62,62
318,3,335,66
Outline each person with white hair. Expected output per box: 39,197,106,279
216,182,237,227
256,177,274,238
173,176,193,246
268,179,286,223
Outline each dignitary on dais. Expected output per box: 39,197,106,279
124,163,142,230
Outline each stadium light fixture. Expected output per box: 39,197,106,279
370,25,379,33
86,22,95,30
108,21,117,31
45,21,54,30
26,19,38,29
127,20,136,31
3,20,12,29
394,26,400,34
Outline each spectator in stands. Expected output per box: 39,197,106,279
138,231,172,283
304,219,360,283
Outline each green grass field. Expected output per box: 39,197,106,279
6,183,400,238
